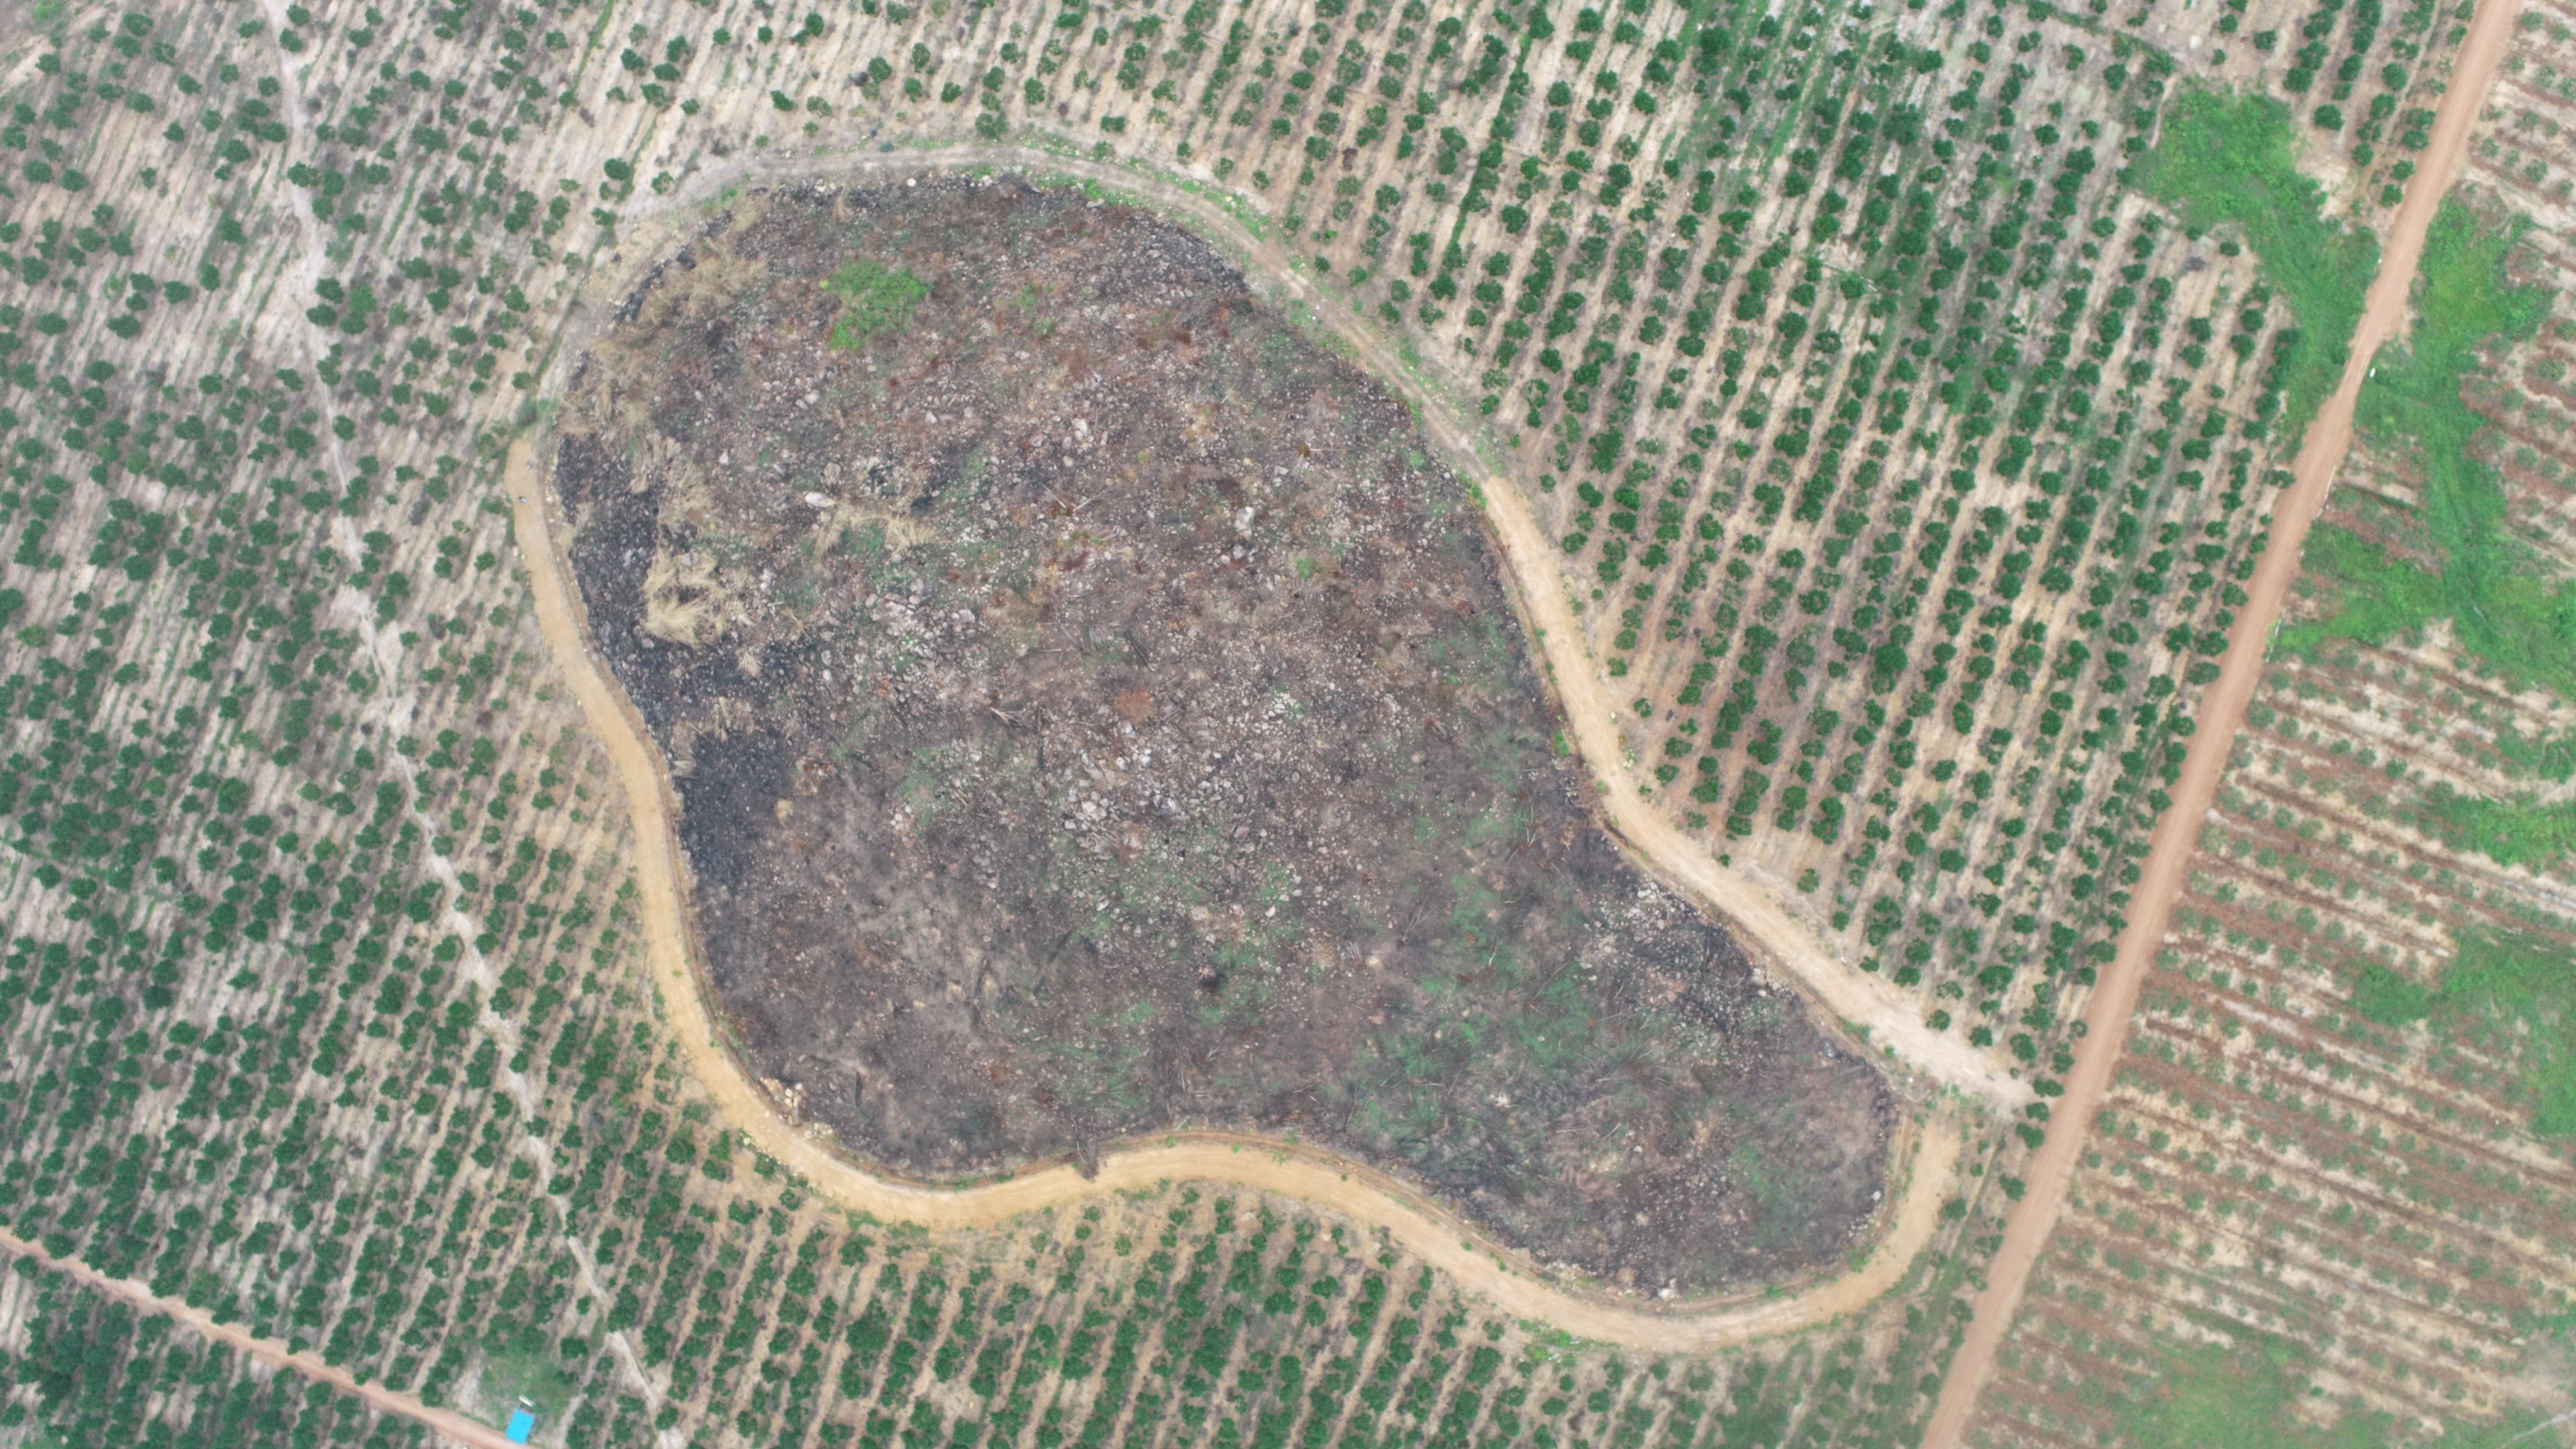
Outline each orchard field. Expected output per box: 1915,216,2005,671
0,0,2561,1443
1963,4,2576,1445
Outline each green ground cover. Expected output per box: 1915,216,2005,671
2135,88,2380,438
2110,1327,2565,1449
2272,205,2569,868
2347,959,2436,1026
471,1326,580,1428
2423,786,2576,870
2348,928,2576,1137
2440,928,2576,1138
2355,204,2559,685
2284,204,2553,667
2115,1333,2387,1449
2494,721,2576,781
825,258,931,349
2280,522,2443,649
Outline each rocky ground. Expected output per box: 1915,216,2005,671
552,177,1892,1292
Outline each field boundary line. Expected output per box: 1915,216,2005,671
1916,0,2530,1438
0,1228,517,1449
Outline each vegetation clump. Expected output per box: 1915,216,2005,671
2288,206,2555,682
2379,930,2576,1138
823,256,930,348
2136,88,2381,435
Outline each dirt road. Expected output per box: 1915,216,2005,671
498,143,2017,1346
1915,0,2528,1439
0,1228,516,1449
532,146,2022,1106
506,433,1957,1348
1471,477,2024,1097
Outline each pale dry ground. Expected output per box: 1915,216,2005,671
0,1228,516,1449
1918,0,2534,1436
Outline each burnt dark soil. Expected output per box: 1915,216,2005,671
553,177,1890,1291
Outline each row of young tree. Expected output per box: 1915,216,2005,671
0,0,2190,1439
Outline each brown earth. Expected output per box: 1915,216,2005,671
548,178,1893,1292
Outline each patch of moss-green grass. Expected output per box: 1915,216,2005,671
825,257,931,349
2438,928,2576,1138
2116,1331,2389,1449
2424,786,2576,870
2357,926,2576,1137
2284,204,2555,670
2114,1327,2560,1449
2357,205,2557,679
472,1326,580,1427
2348,960,2434,1026
2494,721,2576,782
2278,521,2443,650
2136,88,2380,438
2275,208,2576,864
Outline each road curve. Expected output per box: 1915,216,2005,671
533,143,2024,1106
505,433,1958,1350
1473,475,2023,1100
0,1228,516,1449
496,144,2012,1347
1916,0,2529,1439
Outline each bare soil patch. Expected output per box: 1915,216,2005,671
552,178,1891,1291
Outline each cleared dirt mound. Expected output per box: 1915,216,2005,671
553,177,1890,1291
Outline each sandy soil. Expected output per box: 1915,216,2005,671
0,1228,518,1449
1917,0,2533,1437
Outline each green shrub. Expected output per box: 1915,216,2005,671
2347,962,2430,1026
2133,87,2376,435
824,258,930,349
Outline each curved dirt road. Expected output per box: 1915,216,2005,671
1472,478,2022,1099
497,145,2011,1348
0,1228,516,1449
533,145,2021,1104
1916,0,2528,1439
506,433,1958,1349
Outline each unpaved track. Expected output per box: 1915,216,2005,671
1472,478,2020,1098
1917,0,2527,1439
529,145,2021,1105
497,145,2008,1348
508,435,1958,1349
0,1228,516,1449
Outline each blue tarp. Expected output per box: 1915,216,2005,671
504,1409,536,1445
